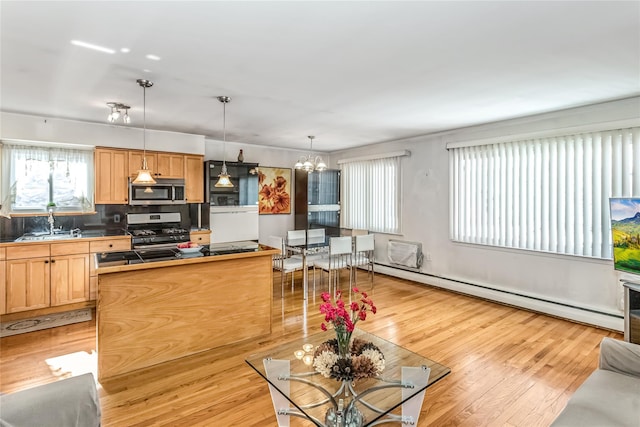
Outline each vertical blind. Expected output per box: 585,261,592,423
449,127,640,258
341,156,402,234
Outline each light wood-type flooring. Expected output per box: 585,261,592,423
0,271,622,426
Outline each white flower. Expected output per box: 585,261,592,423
362,348,385,374
313,351,339,378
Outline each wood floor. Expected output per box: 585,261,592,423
0,271,622,426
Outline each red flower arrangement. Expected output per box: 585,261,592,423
319,288,376,357
314,288,383,381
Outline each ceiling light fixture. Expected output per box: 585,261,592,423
294,136,327,173
70,40,115,54
132,79,156,185
215,96,234,188
106,102,131,124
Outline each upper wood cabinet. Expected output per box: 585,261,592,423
156,153,185,179
96,148,201,204
95,148,129,204
128,151,185,179
128,151,157,178
184,155,204,203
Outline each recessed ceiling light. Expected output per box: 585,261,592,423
70,40,115,54
146,54,161,61
143,69,152,73
120,48,130,53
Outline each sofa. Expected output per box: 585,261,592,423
0,373,101,427
551,337,640,427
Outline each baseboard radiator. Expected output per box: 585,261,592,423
387,239,423,270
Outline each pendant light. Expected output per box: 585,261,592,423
294,136,327,173
132,79,156,185
215,96,234,188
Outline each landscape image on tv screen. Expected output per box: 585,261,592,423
610,198,640,275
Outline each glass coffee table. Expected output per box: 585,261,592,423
246,329,450,426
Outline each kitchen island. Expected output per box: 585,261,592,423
95,243,278,382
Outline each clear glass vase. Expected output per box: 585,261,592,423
335,327,352,358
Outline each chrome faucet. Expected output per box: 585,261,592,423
48,208,55,235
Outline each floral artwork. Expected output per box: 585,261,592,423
258,167,291,215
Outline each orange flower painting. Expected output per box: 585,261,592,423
258,167,291,214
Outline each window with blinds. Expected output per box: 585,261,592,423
341,156,402,234
449,127,640,258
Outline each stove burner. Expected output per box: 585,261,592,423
162,227,189,234
132,230,156,236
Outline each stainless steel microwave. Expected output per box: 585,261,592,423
129,178,186,205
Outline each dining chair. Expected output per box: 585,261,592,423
313,236,353,295
267,235,304,297
349,233,375,289
286,229,306,244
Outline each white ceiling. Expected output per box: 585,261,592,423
1,1,639,152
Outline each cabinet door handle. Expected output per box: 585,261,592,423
44,260,49,264
51,259,56,263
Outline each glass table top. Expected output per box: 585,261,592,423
246,329,450,426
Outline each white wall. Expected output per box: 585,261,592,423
0,112,206,154
330,96,640,330
203,138,328,243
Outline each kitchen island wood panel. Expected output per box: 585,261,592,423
97,249,276,382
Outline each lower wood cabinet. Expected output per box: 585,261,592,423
190,230,211,245
6,257,51,313
3,240,93,314
50,254,90,306
0,248,5,315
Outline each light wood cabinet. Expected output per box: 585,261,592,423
98,148,200,204
156,153,185,179
6,257,51,313
129,151,184,179
4,241,92,313
50,254,90,306
50,241,90,306
95,148,129,204
0,248,6,315
128,151,157,178
184,155,204,203
190,230,211,245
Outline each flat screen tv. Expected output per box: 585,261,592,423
610,198,640,276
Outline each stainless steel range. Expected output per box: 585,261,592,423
127,212,190,249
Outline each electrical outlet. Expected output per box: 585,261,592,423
114,214,121,223
426,252,432,261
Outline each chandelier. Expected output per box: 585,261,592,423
131,79,156,185
106,102,131,124
294,136,327,173
214,96,234,188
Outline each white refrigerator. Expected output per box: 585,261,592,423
209,205,259,244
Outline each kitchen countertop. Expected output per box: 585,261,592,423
0,230,131,245
95,242,278,274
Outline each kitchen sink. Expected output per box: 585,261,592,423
15,232,82,242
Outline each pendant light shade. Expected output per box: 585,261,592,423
215,96,234,188
132,79,156,185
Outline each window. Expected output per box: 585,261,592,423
340,153,405,234
1,143,94,214
449,127,640,258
